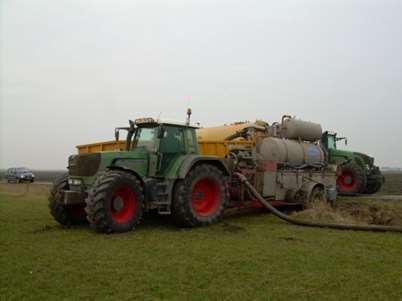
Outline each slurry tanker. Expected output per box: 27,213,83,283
49,112,338,233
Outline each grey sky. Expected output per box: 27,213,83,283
1,0,402,169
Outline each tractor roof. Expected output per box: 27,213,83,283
133,117,199,129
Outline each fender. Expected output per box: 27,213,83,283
110,158,148,178
300,182,325,202
177,155,230,179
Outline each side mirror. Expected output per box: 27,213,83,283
345,139,348,146
115,129,120,141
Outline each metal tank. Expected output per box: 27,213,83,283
257,137,325,167
280,116,323,142
196,122,254,141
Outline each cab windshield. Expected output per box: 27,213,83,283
132,126,157,151
327,135,337,150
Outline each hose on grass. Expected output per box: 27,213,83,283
235,172,402,233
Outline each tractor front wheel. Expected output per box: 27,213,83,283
49,173,87,226
85,170,144,233
364,168,385,195
337,163,367,195
172,165,228,227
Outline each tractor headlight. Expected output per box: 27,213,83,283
68,178,82,186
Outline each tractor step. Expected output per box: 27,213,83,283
155,203,171,215
153,183,171,214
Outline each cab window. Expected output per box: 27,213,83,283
134,127,157,151
185,129,198,154
159,126,184,154
327,135,337,150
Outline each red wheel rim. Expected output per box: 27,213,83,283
111,186,136,224
191,178,220,217
337,172,357,192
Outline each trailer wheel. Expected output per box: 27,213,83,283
337,163,367,195
85,170,144,233
173,164,228,227
49,173,87,226
309,186,327,204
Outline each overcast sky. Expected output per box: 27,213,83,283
1,0,402,169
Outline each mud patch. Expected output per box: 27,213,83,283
278,236,305,243
31,225,58,234
337,201,399,226
221,223,247,234
292,199,402,226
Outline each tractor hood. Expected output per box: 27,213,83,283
68,147,149,178
353,152,375,166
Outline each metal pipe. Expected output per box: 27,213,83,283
235,172,402,233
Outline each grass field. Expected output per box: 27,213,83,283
1,188,402,300
380,172,402,195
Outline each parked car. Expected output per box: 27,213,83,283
6,168,35,183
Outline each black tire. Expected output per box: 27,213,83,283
310,186,327,203
364,179,383,194
172,164,229,227
49,173,87,226
304,186,328,208
337,162,367,195
85,170,144,234
364,169,384,194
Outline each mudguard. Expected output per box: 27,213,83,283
177,155,230,179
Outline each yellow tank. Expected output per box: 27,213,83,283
196,122,252,141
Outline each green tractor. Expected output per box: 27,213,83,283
49,117,229,233
321,131,384,195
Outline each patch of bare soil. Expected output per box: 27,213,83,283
292,199,402,227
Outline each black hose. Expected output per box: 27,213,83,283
235,172,402,233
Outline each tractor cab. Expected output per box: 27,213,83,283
115,117,200,176
321,131,347,151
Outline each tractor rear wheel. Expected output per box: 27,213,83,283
172,165,228,227
49,173,87,226
85,170,144,233
337,162,367,195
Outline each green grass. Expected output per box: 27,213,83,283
381,172,402,195
1,194,402,301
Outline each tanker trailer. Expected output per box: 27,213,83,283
225,137,337,208
273,116,384,195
